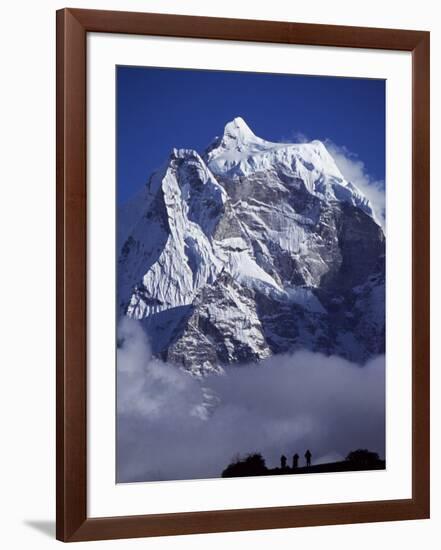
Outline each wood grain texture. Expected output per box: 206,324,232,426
56,8,430,542
411,33,430,517
69,8,426,50
56,8,87,542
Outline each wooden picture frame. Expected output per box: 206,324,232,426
56,8,430,542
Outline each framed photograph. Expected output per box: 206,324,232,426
56,8,430,542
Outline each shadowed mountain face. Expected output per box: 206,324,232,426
118,117,385,375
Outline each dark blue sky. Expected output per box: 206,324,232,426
117,66,385,204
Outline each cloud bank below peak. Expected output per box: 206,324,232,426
117,319,385,483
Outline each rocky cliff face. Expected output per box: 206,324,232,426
118,117,385,375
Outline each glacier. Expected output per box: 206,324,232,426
118,117,385,374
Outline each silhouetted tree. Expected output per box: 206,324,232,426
280,455,287,469
346,449,380,466
222,453,267,478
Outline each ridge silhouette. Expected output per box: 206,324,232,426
222,449,384,478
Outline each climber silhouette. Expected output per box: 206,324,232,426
292,453,299,469
305,449,312,467
280,455,287,469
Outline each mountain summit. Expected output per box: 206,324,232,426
220,116,257,144
205,118,374,219
118,118,385,374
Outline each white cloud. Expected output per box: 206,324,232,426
289,130,309,143
325,141,386,229
117,319,385,483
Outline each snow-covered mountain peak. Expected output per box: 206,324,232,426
118,118,385,372
139,119,378,235
205,117,266,161
149,147,221,196
203,120,374,220
222,116,258,143
170,147,201,159
205,118,340,177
